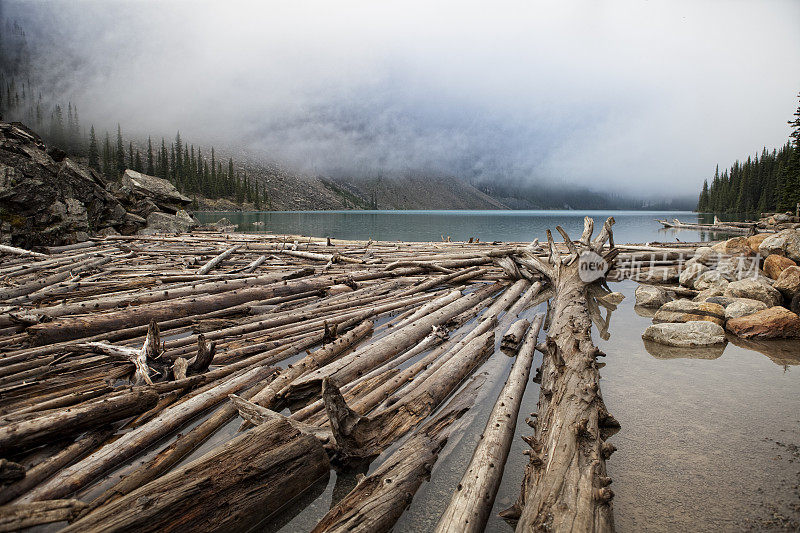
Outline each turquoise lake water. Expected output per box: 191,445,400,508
194,209,742,244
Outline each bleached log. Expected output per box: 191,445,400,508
197,244,242,274
503,217,620,532
0,244,47,258
281,283,501,407
323,330,495,462
435,314,543,533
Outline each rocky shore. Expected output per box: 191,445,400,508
638,232,800,348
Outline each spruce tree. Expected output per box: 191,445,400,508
88,125,99,170
115,124,125,176
146,137,155,175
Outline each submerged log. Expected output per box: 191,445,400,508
503,217,620,532
62,415,330,533
323,330,495,462
311,374,486,533
435,314,543,533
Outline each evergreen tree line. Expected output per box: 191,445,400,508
698,93,800,216
0,72,269,209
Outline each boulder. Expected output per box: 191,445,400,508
725,306,800,339
688,246,717,266
747,233,770,254
774,265,800,299
723,278,782,307
635,284,669,308
716,256,760,281
598,291,625,306
120,170,191,214
712,237,753,256
653,299,725,326
642,321,726,347
693,270,729,291
0,122,139,247
138,211,197,235
758,229,800,262
763,254,797,280
679,262,708,288
703,295,736,307
724,298,768,320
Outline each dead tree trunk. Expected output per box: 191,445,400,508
435,314,543,533
323,330,495,463
311,375,486,533
62,416,330,533
503,217,621,533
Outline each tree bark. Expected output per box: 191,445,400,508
0,389,157,455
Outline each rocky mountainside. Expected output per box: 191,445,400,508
224,157,507,211
0,122,199,247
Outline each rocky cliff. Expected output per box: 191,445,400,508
0,122,197,247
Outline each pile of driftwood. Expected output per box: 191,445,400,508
0,219,704,532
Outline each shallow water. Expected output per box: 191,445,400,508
259,279,799,533
194,209,741,244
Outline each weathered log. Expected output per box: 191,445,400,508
79,377,276,515
0,389,157,455
311,374,485,533
0,499,86,532
240,320,374,430
187,333,215,375
62,415,330,533
501,318,530,351
0,429,114,505
0,459,25,484
21,365,272,501
24,268,416,345
197,244,242,274
503,217,619,532
323,330,495,462
0,244,47,258
283,283,502,407
435,314,543,533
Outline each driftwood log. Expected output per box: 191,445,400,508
62,415,330,532
435,313,543,533
311,374,486,533
502,217,620,532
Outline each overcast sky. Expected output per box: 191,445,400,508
5,0,800,195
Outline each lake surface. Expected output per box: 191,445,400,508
194,210,742,244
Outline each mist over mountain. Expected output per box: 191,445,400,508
2,0,799,208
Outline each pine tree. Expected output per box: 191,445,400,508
115,124,125,176
146,137,155,175
697,180,709,211
134,150,143,172
88,126,99,170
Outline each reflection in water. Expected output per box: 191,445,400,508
195,210,740,244
727,336,800,367
643,338,726,360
